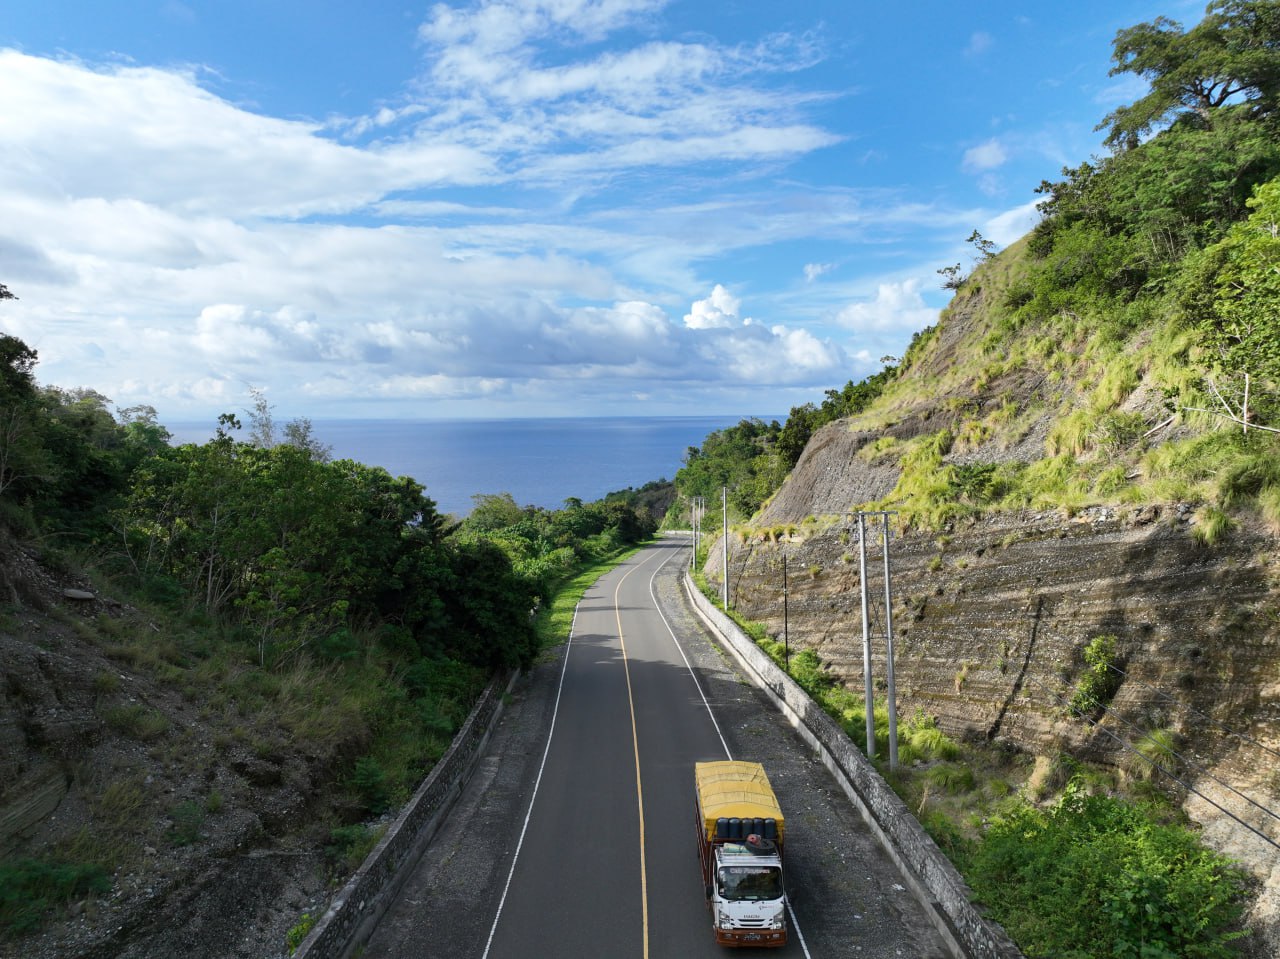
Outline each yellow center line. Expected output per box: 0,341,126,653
614,560,649,959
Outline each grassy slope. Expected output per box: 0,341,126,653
809,236,1278,535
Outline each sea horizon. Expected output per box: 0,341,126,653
165,414,779,517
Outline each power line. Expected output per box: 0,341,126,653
1024,674,1280,854
1102,660,1280,765
1072,683,1280,830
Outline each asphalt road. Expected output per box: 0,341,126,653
362,537,951,958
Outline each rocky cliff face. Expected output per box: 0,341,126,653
710,504,1278,759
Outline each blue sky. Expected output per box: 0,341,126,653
1,0,1199,421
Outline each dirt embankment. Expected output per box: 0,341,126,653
0,534,337,959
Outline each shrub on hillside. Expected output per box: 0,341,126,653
964,780,1247,959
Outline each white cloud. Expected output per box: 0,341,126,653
962,138,1008,172
770,324,842,372
1,1,1069,419
372,373,510,399
697,319,844,383
1093,74,1149,109
835,279,938,333
985,199,1042,247
0,52,490,220
683,284,740,329
965,31,994,57
404,0,840,184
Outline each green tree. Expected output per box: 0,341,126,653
117,405,172,459
282,417,332,462
1201,176,1280,375
1028,107,1280,312
967,229,998,261
0,334,43,499
1180,174,1280,425
1100,1,1280,149
441,535,538,669
464,492,527,532
675,418,782,518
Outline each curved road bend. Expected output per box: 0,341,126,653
362,537,950,958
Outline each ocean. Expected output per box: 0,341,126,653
165,416,765,517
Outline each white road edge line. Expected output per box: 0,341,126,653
479,597,581,959
648,538,815,959
647,542,732,760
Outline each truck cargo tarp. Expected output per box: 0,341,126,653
695,761,785,842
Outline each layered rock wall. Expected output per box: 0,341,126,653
704,505,1280,951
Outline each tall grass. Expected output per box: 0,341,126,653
0,859,111,935
533,544,643,650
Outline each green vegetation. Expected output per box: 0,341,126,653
533,545,642,650
325,824,385,875
286,912,316,955
4,4,1277,953
0,303,661,938
0,859,111,936
966,783,1247,959
166,800,206,847
1068,635,1124,719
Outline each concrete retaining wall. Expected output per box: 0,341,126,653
684,575,1023,959
295,669,518,959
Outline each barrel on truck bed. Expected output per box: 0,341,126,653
694,761,785,847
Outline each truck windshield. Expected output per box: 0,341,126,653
717,866,783,901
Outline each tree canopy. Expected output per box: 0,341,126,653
1100,1,1280,149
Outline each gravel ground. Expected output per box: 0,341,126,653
363,544,952,958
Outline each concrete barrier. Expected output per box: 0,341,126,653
683,574,1023,959
295,669,518,959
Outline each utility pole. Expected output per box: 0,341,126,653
857,513,875,760
881,514,899,771
690,496,700,571
782,553,790,672
853,510,900,770
721,486,729,610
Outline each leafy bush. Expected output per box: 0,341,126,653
1193,506,1236,547
1124,728,1182,783
922,762,977,795
1216,449,1280,508
350,756,390,814
787,649,836,694
286,912,315,954
965,781,1247,959
1069,635,1123,719
325,824,383,874
101,703,170,741
901,713,962,764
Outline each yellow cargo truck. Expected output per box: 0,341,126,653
693,761,787,947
